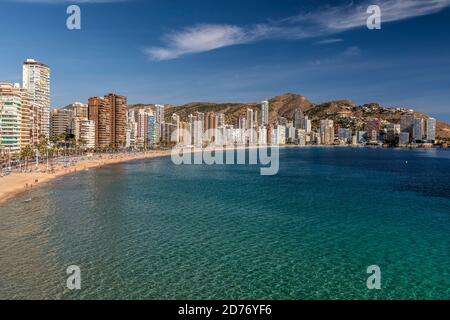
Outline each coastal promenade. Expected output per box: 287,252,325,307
0,150,172,204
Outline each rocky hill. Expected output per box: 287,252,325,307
129,93,450,141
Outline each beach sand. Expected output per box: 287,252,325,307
0,150,172,205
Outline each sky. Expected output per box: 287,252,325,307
1,0,450,122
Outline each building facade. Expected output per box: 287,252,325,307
0,83,22,153
23,59,51,141
88,93,127,149
50,109,72,139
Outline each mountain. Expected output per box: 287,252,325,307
129,93,450,142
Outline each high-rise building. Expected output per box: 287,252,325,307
305,119,312,133
272,125,286,145
155,104,165,124
0,83,22,153
261,101,269,126
161,122,176,143
400,114,415,143
246,109,254,130
294,109,305,130
297,129,306,146
320,119,334,145
189,113,204,147
88,96,108,148
171,114,182,144
365,119,381,141
18,87,32,149
88,93,127,148
23,59,50,140
136,109,149,148
204,112,218,143
50,109,72,139
218,113,225,127
147,113,157,146
74,118,96,149
413,118,424,142
63,102,88,119
426,118,436,143
106,93,127,148
386,123,400,144
126,110,136,148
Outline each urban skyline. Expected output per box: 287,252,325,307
0,58,440,156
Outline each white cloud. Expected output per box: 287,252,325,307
314,38,344,45
146,0,450,60
146,24,248,61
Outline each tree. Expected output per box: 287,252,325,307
20,145,34,170
38,135,49,157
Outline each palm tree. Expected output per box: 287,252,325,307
20,145,34,171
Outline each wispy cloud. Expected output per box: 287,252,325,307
314,38,344,45
146,0,450,60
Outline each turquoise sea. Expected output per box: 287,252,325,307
0,147,449,299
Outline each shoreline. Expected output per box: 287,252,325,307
0,150,172,205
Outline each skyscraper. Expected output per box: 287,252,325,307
413,118,424,142
189,113,204,147
106,93,127,148
18,87,32,149
426,118,436,143
136,109,149,147
294,109,305,130
155,104,165,124
147,112,157,146
400,114,415,143
320,119,334,145
23,59,50,140
204,112,218,143
88,93,127,148
246,109,254,130
261,101,269,126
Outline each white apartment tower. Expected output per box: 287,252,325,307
23,59,51,142
426,118,436,143
261,101,269,126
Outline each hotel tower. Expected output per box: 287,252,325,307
88,93,127,148
23,59,51,143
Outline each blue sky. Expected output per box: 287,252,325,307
1,0,450,121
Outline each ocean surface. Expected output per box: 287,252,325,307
1,147,449,300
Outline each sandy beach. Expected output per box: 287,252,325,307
0,150,172,205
